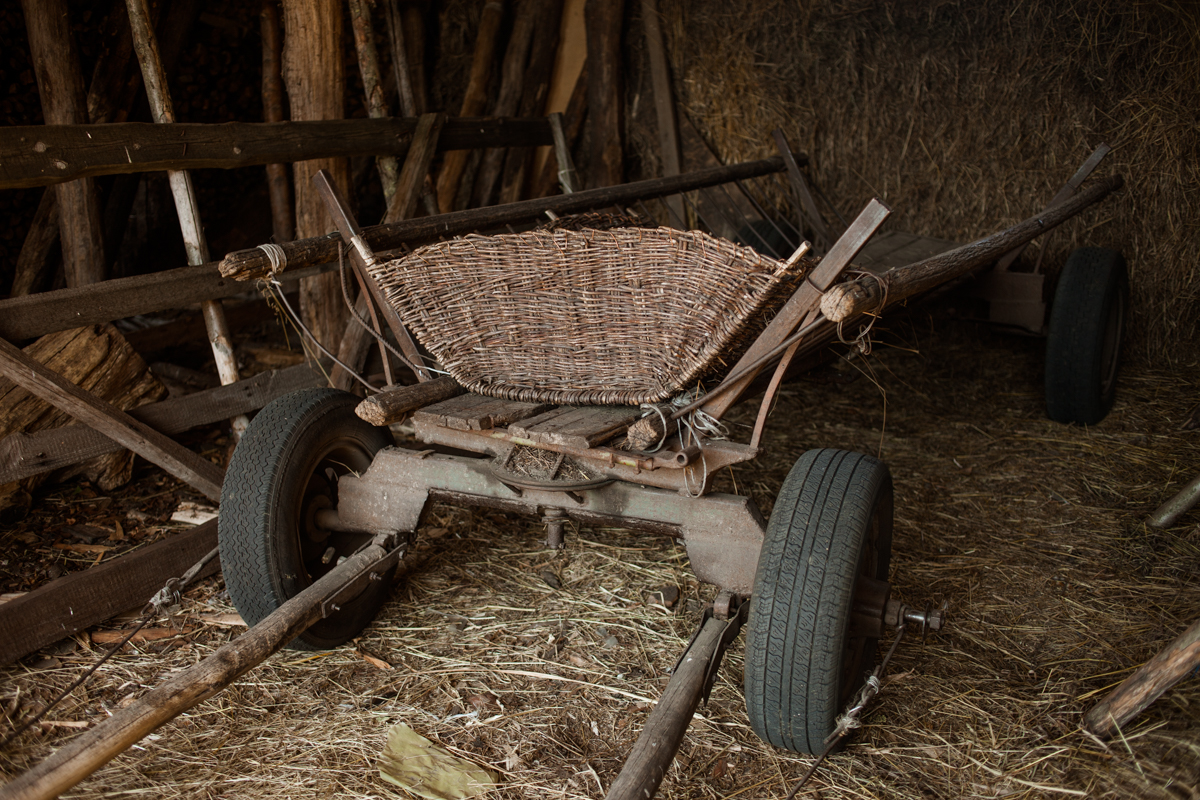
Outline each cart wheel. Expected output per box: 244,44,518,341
1045,247,1128,425
744,449,893,755
218,388,395,650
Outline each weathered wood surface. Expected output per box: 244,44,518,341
1083,618,1200,738
498,0,562,204
509,405,641,448
0,542,398,800
435,0,505,212
0,361,325,485
640,0,682,223
0,118,554,191
412,392,551,432
12,189,60,297
818,175,1126,323
0,336,223,501
21,0,106,286
349,0,399,207
356,377,465,426
585,0,625,187
0,521,220,667
259,0,293,243
220,157,788,281
0,325,165,510
382,112,445,224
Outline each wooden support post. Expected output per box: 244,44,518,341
1083,618,1200,739
585,0,625,188
21,0,107,287
355,376,464,426
349,0,401,207
0,336,223,501
498,0,563,204
126,0,250,440
435,0,505,213
12,190,59,297
282,0,351,353
639,0,683,223
0,541,403,800
260,0,294,244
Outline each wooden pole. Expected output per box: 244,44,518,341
0,542,400,800
355,376,463,426
349,0,401,207
12,190,59,297
585,0,625,188
639,0,682,223
1146,473,1200,528
282,0,351,353
20,0,107,287
1083,618,1200,739
498,0,563,204
260,0,294,244
125,0,250,441
435,0,505,213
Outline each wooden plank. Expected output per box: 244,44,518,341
413,393,553,431
510,405,639,447
0,261,334,343
0,336,224,500
0,117,554,191
0,361,325,484
0,521,219,666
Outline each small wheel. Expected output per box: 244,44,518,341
1045,247,1129,425
218,388,395,650
744,449,893,755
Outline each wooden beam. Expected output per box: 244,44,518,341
0,336,224,500
0,261,334,343
0,118,554,191
0,361,325,485
0,522,220,666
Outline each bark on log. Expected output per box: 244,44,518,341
21,0,106,287
818,175,1127,323
382,112,445,224
472,0,539,207
1083,618,1200,738
261,0,294,244
401,3,428,115
282,0,350,352
498,0,563,204
435,0,505,213
349,0,400,207
585,0,625,188
0,325,165,513
219,156,786,282
355,376,464,426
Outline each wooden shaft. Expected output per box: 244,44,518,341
585,0,625,188
1083,618,1200,739
498,0,563,204
0,336,224,501
1147,472,1200,528
260,0,294,243
0,543,394,800
355,377,465,426
221,157,787,281
820,175,1126,323
640,0,682,223
349,0,400,206
384,0,418,117
605,616,726,800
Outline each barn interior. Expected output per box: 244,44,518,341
1,1,1198,798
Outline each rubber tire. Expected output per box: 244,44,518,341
744,449,893,755
218,388,395,650
1045,247,1129,426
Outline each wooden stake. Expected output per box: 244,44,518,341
260,0,294,244
349,0,401,207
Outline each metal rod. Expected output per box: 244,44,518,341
1147,472,1200,528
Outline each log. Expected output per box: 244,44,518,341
1083,618,1200,738
818,175,1127,323
401,3,428,115
12,189,59,297
260,0,294,243
435,0,505,213
382,112,445,224
85,0,142,126
349,0,400,206
383,0,418,117
0,521,220,666
472,0,539,207
220,156,787,281
0,335,223,501
639,0,682,222
0,325,166,511
282,0,350,353
355,376,465,426
498,0,563,204
0,541,401,800
585,0,625,188
21,0,106,287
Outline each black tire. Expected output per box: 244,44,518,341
1045,247,1129,425
218,388,395,650
744,449,893,755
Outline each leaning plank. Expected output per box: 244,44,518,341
0,337,223,500
220,157,789,282
0,261,334,343
0,117,554,191
0,361,325,485
0,522,220,667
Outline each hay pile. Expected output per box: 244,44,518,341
650,0,1199,363
2,315,1197,798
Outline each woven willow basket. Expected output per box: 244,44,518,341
368,226,809,405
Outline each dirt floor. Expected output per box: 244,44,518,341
2,313,1198,799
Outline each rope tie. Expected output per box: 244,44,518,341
257,243,288,277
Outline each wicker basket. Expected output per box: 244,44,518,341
368,226,809,405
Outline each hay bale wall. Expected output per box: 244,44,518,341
650,0,1199,363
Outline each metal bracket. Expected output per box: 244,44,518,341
319,535,406,618
670,591,750,706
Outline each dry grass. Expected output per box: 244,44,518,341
652,0,1200,364
3,314,1198,799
